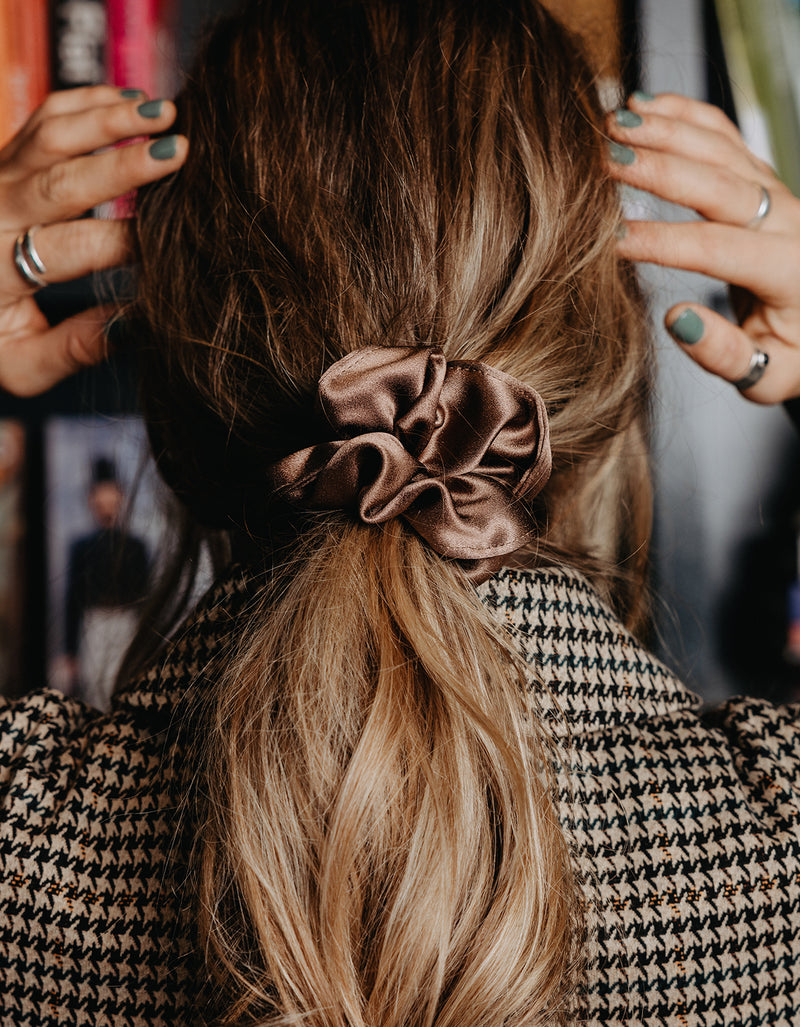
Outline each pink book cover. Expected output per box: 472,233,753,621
106,0,158,96
103,0,161,218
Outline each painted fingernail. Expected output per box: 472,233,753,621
668,309,705,345
615,109,643,128
609,141,636,165
632,90,656,102
138,99,164,118
615,221,628,240
120,88,144,98
149,135,178,160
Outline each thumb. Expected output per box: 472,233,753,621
665,304,787,404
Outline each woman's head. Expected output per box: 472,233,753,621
131,4,650,1024
136,0,652,623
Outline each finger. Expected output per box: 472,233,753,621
607,143,786,229
627,92,748,150
0,305,112,397
7,98,177,174
0,219,132,298
607,108,770,183
17,86,147,128
0,87,147,160
665,303,800,404
12,133,188,225
617,220,800,298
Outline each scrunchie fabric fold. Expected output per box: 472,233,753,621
266,346,551,582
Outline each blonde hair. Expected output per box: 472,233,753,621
133,0,653,1022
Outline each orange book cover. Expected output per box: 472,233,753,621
1,0,50,146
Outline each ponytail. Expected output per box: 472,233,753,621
196,518,578,1026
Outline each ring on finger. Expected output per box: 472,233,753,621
13,226,48,289
734,347,769,391
746,184,771,229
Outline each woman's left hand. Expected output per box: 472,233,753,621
606,92,800,404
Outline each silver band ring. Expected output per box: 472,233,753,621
24,226,46,276
746,185,771,229
13,226,47,289
734,347,769,391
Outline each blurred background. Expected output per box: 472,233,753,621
0,0,798,705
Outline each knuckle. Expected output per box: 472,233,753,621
657,93,692,118
33,119,66,158
37,92,62,118
654,115,681,147
704,103,735,133
639,151,675,190
37,162,71,207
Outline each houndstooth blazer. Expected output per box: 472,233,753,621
2,564,800,1025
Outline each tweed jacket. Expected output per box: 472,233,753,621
2,564,800,1025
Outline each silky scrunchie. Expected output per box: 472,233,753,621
266,346,551,583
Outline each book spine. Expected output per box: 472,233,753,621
106,0,157,96
50,0,107,90
154,0,179,98
1,0,50,145
103,0,159,218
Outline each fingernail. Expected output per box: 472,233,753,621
609,141,636,165
120,88,144,98
632,90,656,102
149,135,178,160
138,99,164,119
668,309,705,345
615,109,643,128
615,221,628,240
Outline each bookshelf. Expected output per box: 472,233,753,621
714,0,800,193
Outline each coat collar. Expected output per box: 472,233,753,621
477,567,699,737
114,564,699,738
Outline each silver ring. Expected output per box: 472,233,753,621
746,185,771,229
734,347,769,391
24,226,46,275
12,226,47,289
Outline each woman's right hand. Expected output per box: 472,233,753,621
606,92,800,404
0,86,188,397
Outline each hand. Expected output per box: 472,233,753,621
0,86,188,397
607,92,800,404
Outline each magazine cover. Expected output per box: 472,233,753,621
45,416,168,709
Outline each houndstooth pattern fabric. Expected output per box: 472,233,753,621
2,564,800,1024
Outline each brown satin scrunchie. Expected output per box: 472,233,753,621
266,346,551,583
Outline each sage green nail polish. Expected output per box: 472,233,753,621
632,90,656,102
615,222,628,240
149,135,178,160
609,141,635,165
120,88,144,98
138,99,164,118
668,309,705,345
615,108,643,128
